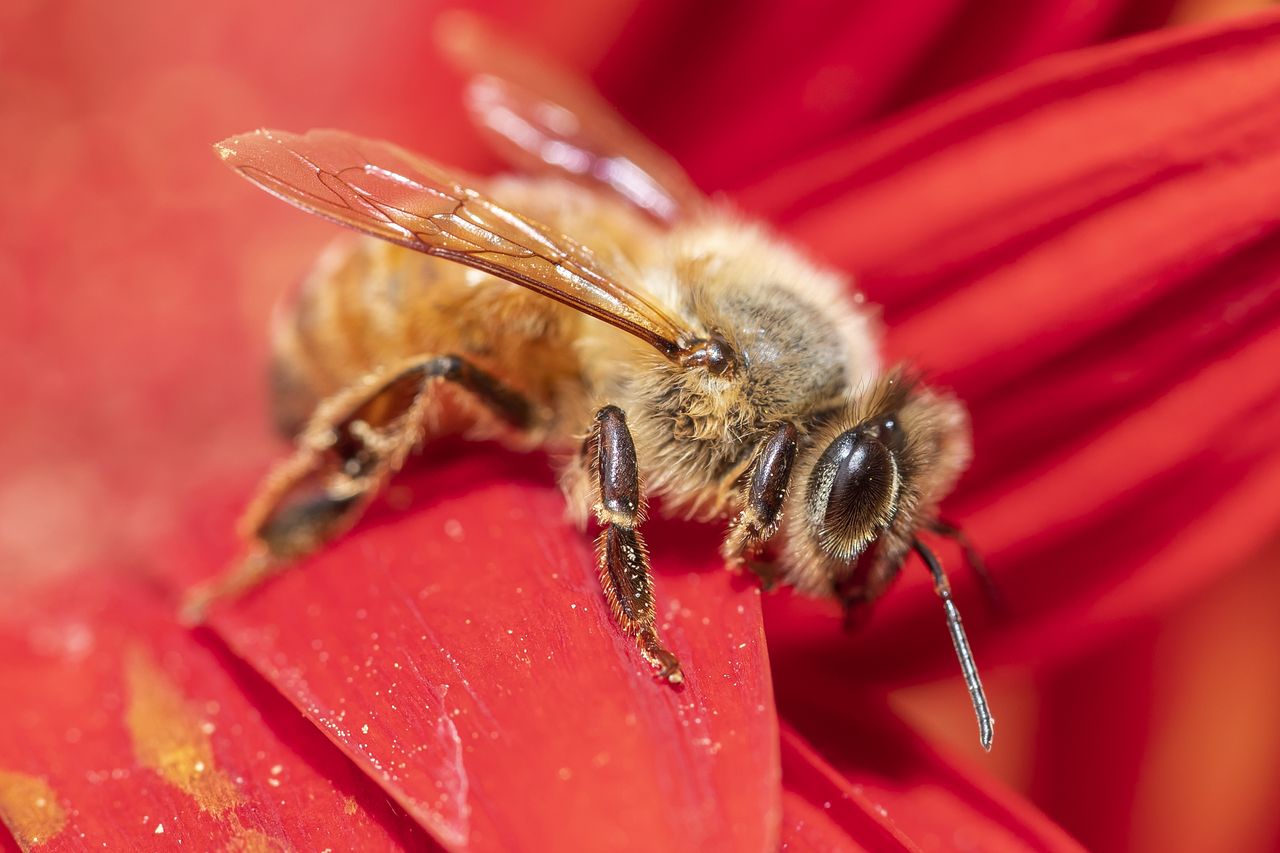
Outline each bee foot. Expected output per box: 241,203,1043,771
745,559,781,591
640,630,683,684
179,550,278,627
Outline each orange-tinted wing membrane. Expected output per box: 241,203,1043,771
216,128,691,357
437,13,705,225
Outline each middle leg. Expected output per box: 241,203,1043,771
587,405,683,683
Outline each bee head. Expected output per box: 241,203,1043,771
782,370,971,591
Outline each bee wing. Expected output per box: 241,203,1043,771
216,128,693,357
437,13,705,225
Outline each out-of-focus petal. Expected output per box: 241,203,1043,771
745,9,1280,302
0,573,429,851
599,0,967,187
1171,0,1279,25
191,449,779,852
1030,539,1280,853
877,0,1189,117
595,1,1195,189
0,0,637,585
748,10,1280,679
778,710,1084,851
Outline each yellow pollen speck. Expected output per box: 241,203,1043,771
0,770,66,850
343,796,358,816
124,646,240,817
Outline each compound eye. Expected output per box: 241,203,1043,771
808,429,900,560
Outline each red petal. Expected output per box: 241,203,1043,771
0,574,429,851
875,0,1192,118
779,728,917,852
778,713,1083,851
595,2,1202,189
748,10,1280,679
1032,540,1280,851
194,449,780,851
600,0,974,187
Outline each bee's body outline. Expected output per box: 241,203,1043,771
190,17,994,750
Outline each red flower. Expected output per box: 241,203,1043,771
2,2,1278,850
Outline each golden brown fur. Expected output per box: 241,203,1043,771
270,180,910,574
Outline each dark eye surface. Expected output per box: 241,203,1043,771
808,428,899,560
823,437,894,531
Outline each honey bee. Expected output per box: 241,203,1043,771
188,18,994,749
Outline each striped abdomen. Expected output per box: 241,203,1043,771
269,236,582,438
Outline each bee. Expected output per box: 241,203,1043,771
188,18,994,749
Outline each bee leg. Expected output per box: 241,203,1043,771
588,405,683,684
836,569,898,632
722,422,798,588
741,559,783,591
181,354,532,623
927,518,1008,617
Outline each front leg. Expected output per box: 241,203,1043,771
588,405,683,684
722,422,798,586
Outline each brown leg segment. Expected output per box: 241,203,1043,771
182,354,532,622
589,405,682,683
722,422,798,586
837,534,919,634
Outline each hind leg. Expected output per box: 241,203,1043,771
182,353,533,621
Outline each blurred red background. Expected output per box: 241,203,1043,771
3,1,1280,850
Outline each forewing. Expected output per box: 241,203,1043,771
215,128,692,356
437,13,706,224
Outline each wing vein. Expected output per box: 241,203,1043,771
217,128,690,356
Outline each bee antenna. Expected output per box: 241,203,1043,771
913,538,994,751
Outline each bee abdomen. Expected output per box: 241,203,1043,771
267,236,586,439
268,239,423,437
267,353,318,438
